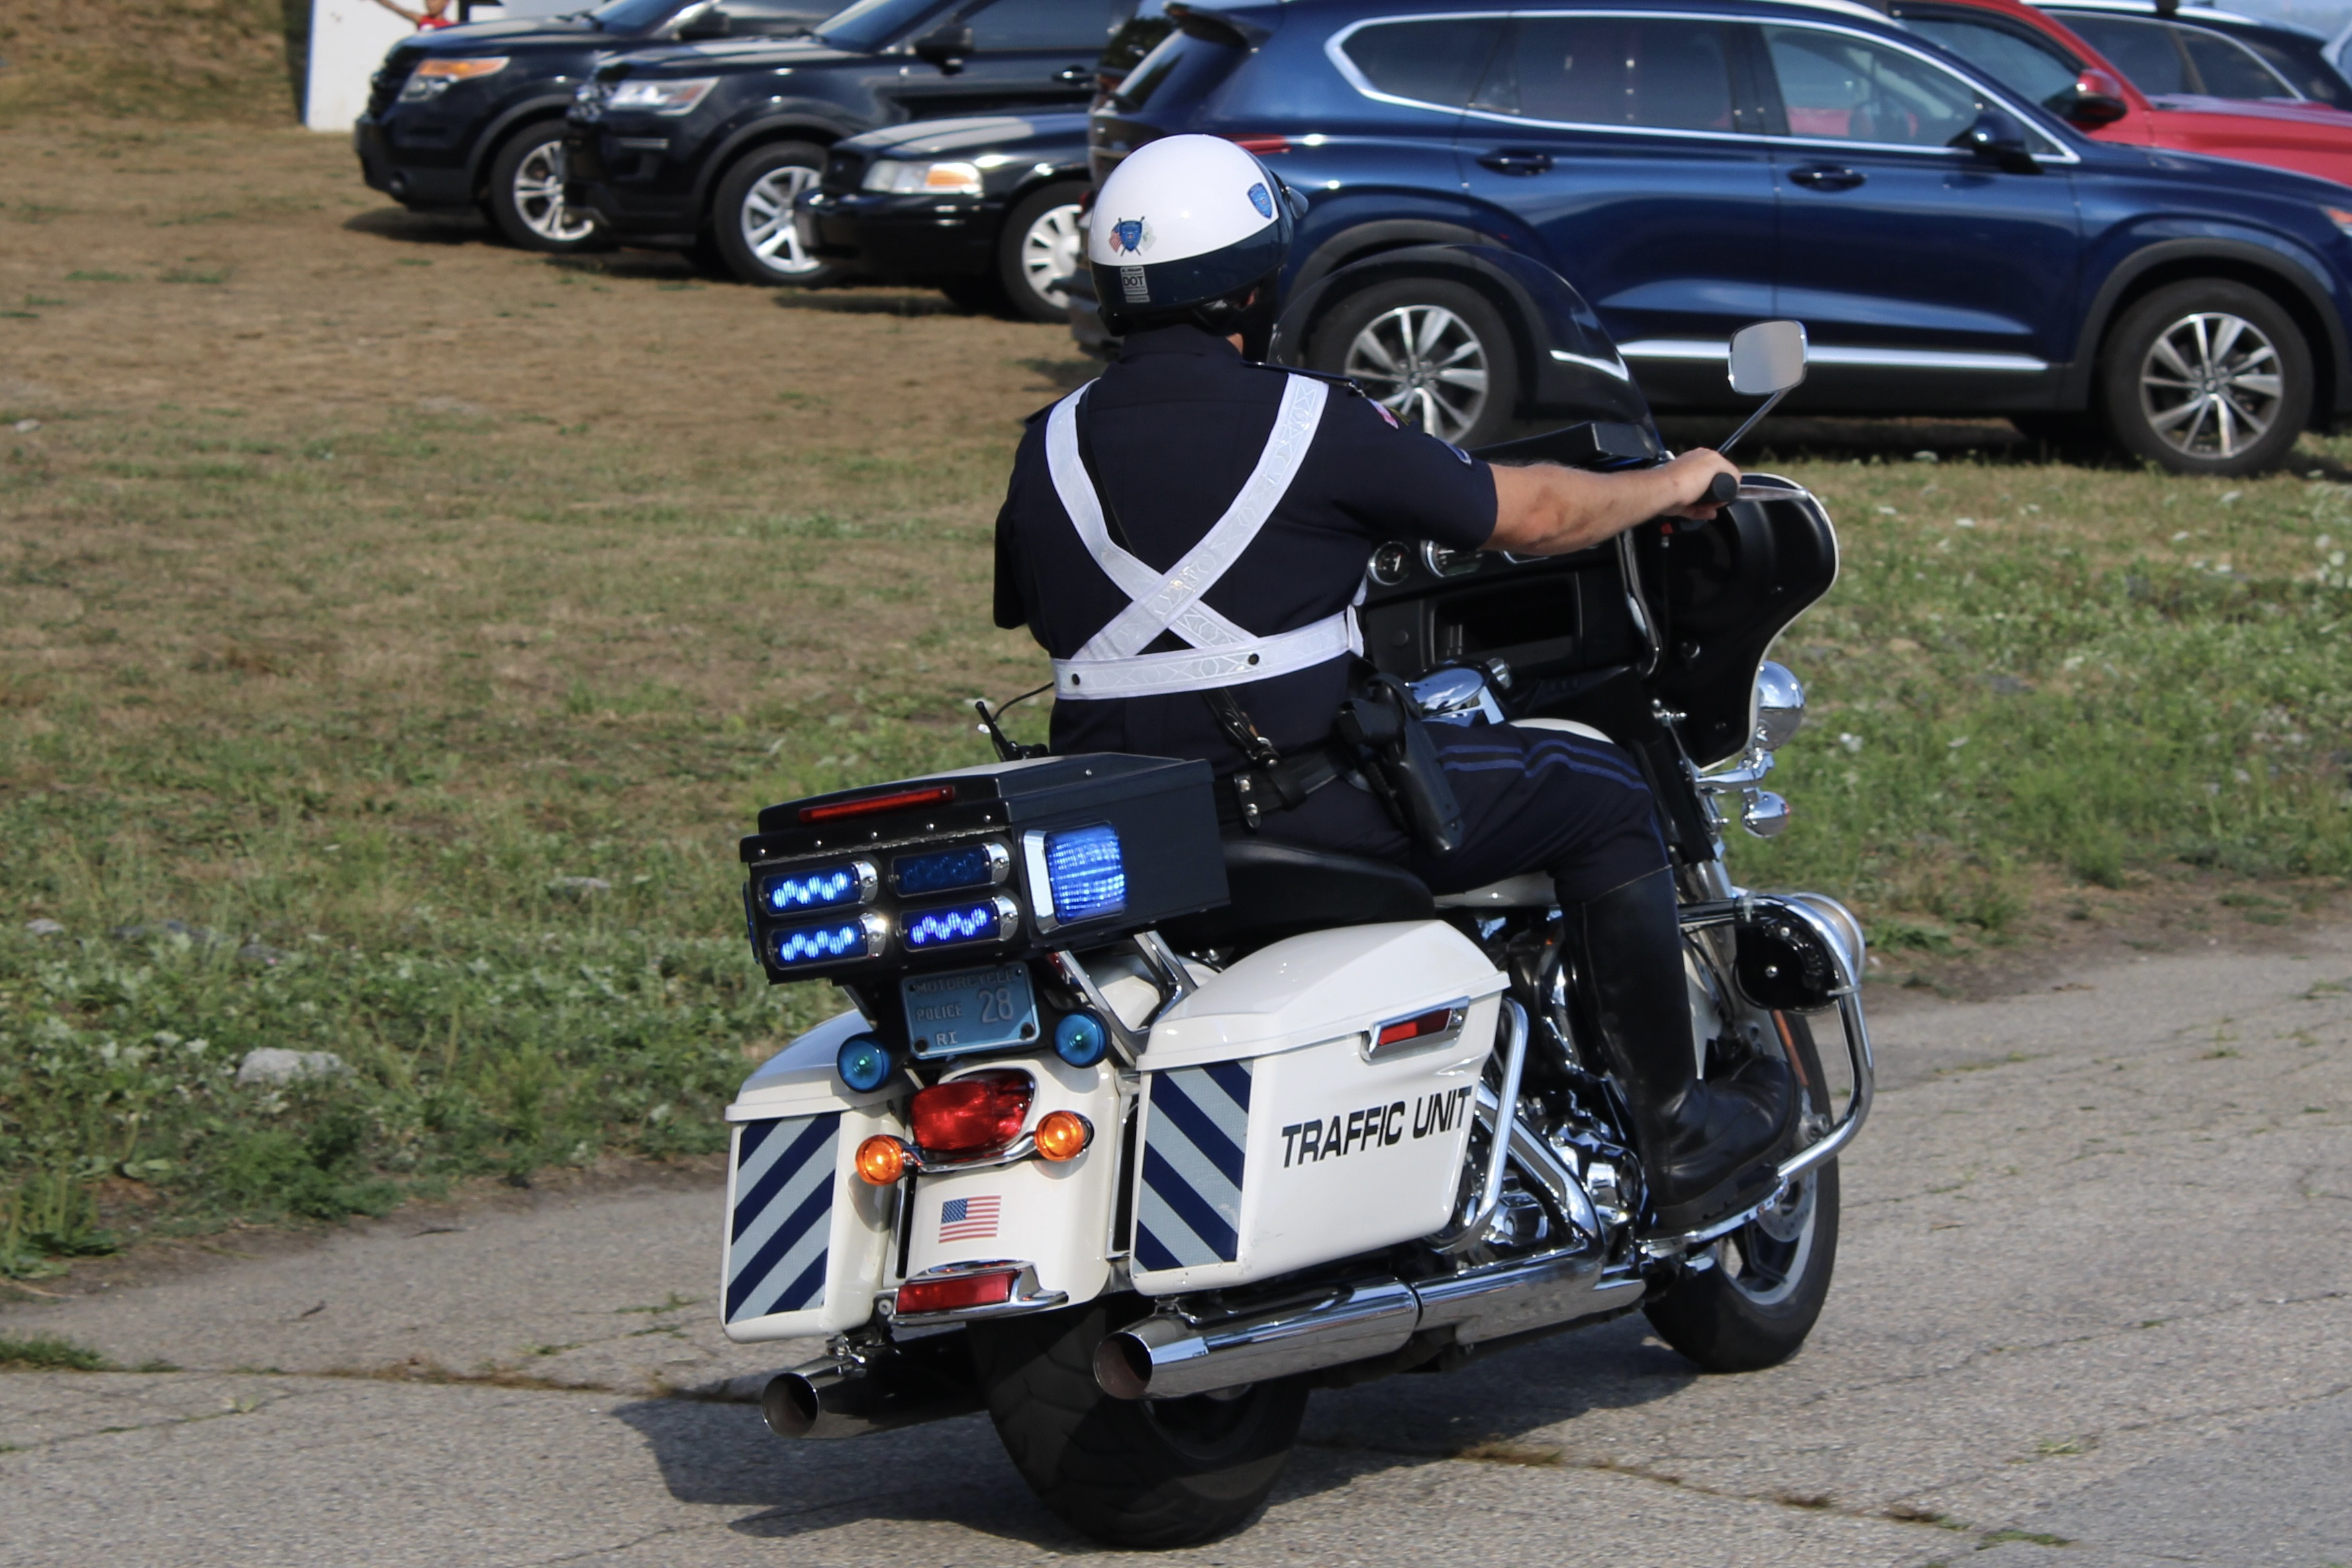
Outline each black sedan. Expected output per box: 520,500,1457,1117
797,112,1089,320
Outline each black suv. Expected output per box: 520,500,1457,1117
356,0,830,254
564,0,1118,285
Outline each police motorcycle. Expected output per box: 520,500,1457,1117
719,251,1872,1548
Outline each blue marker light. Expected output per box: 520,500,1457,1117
902,899,1005,950
893,842,1003,896
836,1033,895,1093
1044,824,1126,924
1053,1010,1109,1068
758,862,871,914
771,918,875,968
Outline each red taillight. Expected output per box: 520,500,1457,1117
896,1269,1017,1316
911,1069,1032,1155
1226,134,1290,156
798,785,954,824
1376,1006,1458,1048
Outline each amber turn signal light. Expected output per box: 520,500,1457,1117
1033,1110,1093,1163
855,1134,908,1184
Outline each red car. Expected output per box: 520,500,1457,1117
1892,0,2352,187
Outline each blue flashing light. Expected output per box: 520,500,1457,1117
1045,824,1126,924
836,1033,895,1093
903,900,1003,950
759,863,867,914
894,843,998,896
1053,1010,1110,1068
771,918,873,968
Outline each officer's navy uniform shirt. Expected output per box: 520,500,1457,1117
993,324,1498,771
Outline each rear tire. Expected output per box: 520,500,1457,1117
2099,279,2310,476
483,121,603,254
968,1297,1309,1549
1308,277,1518,448
1644,1012,1841,1373
711,142,839,287
995,180,1089,323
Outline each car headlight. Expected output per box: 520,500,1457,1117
397,56,509,101
861,158,985,196
607,77,718,115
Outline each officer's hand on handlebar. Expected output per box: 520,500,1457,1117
1659,448,1741,520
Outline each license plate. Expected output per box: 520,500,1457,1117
901,963,1038,1059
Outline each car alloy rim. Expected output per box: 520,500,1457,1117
513,141,595,244
1020,202,1084,308
2138,310,2283,460
1343,304,1490,444
742,164,823,276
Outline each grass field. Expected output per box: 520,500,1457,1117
2,118,2349,1271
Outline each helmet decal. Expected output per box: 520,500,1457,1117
1248,182,1273,219
1108,216,1152,256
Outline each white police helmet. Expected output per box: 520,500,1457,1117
1088,134,1300,334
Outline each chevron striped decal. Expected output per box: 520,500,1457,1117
726,1114,838,1324
1136,1062,1251,1272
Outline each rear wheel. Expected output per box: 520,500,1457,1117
711,142,838,287
483,121,601,253
1308,278,1518,448
2099,279,2310,476
968,1297,1308,1549
995,180,1088,323
1644,1012,1841,1373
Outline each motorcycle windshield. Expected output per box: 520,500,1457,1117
1269,244,1654,431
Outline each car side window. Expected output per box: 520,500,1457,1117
1337,17,1508,111
2177,26,2297,99
1902,17,2079,112
2237,34,2349,107
965,0,1115,52
1761,26,1983,147
1471,16,1739,132
2055,14,2188,97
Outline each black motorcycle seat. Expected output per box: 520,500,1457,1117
1160,838,1438,955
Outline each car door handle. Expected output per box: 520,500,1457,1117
1790,163,1865,191
1477,148,1555,175
1056,64,1094,85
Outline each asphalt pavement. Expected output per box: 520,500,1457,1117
5,934,2348,1568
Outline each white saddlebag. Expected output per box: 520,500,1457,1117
1128,921,1507,1294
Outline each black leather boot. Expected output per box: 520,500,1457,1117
1563,868,1798,1234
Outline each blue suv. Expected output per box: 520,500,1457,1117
1091,0,2352,473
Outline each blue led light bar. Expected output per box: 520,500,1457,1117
902,896,1012,951
758,861,873,915
771,915,881,969
1044,824,1126,924
893,841,1006,897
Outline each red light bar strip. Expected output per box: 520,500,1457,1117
799,785,955,824
895,1269,1017,1316
1376,1007,1458,1048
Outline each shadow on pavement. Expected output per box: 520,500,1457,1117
773,289,972,317
609,1310,1689,1542
341,207,493,247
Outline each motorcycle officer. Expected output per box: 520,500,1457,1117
993,136,1795,1234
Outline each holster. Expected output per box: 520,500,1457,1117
1335,673,1465,856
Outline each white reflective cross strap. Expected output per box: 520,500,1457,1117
1044,373,1360,701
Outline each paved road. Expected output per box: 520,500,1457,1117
6,936,2349,1568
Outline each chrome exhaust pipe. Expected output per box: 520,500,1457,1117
1094,1246,1645,1400
762,1351,984,1440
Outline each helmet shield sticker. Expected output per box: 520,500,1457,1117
1248,182,1273,218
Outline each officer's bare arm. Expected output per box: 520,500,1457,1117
1483,448,1738,556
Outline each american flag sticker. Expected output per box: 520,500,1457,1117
938,1194,1001,1242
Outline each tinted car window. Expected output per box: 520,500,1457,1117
968,0,1117,51
1473,16,1737,131
818,0,956,52
2178,26,2296,97
1101,0,1171,77
1904,16,2079,110
591,0,689,32
2057,13,2189,95
1763,26,1982,146
2236,34,2351,107
1339,18,1508,109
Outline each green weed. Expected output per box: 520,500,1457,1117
0,1334,113,1371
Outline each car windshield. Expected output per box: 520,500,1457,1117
816,0,956,52
588,0,687,34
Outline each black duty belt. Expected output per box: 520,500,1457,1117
1213,741,1354,831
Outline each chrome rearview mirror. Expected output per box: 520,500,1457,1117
1716,319,1809,460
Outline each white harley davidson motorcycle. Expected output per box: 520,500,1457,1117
718,280,1871,1547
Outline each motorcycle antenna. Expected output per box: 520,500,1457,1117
973,682,1052,763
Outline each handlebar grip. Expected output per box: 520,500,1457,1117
1706,471,1740,506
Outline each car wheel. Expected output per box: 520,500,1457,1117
1308,279,1518,448
996,181,1089,324
2100,279,2310,476
712,142,839,287
485,121,603,253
